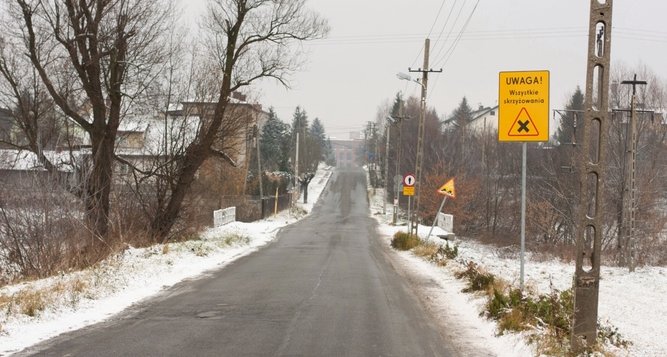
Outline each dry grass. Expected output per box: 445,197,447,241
0,276,93,320
0,293,11,309
14,289,47,317
391,232,420,251
413,243,439,258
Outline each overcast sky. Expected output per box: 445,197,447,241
183,0,667,139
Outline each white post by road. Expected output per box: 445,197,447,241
426,196,447,241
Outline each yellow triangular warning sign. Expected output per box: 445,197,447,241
508,107,540,137
437,178,456,198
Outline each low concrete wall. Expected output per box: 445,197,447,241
436,212,454,234
213,207,236,227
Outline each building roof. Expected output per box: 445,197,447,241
0,149,79,172
442,105,498,127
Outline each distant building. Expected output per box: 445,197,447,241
0,108,14,147
330,139,363,168
0,149,77,195
167,94,269,168
443,104,498,134
349,131,362,140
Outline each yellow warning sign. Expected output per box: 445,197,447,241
436,178,456,198
403,186,415,196
498,70,549,142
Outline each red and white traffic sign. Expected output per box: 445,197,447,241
403,174,416,187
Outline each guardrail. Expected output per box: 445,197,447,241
213,207,236,227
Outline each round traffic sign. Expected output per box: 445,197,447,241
403,174,416,187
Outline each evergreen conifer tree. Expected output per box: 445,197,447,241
555,87,584,145
260,107,291,172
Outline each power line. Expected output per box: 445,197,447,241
430,0,465,66
427,0,448,39
429,0,480,98
430,0,459,56
434,0,480,69
307,28,586,47
412,0,450,69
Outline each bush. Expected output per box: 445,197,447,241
487,287,522,320
485,287,574,336
450,259,628,355
439,242,458,260
0,181,89,283
414,242,459,266
455,262,495,293
391,231,419,251
598,324,631,349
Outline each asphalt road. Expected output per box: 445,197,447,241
20,168,456,356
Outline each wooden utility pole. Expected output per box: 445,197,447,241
294,131,300,204
620,74,646,272
571,0,613,351
408,39,441,237
255,124,264,200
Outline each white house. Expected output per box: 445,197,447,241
443,105,499,134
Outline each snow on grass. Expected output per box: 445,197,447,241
0,165,333,356
368,185,667,356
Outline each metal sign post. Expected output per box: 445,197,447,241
498,70,550,292
520,142,527,290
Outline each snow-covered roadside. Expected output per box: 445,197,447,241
368,186,667,356
451,235,667,357
376,222,533,357
0,166,333,356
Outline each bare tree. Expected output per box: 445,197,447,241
148,0,329,240
2,0,176,245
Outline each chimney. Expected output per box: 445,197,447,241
231,92,247,102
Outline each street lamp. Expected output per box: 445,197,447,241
396,72,425,88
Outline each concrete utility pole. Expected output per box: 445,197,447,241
571,0,613,352
389,112,409,225
366,122,377,189
384,123,390,215
619,74,646,272
408,39,442,237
